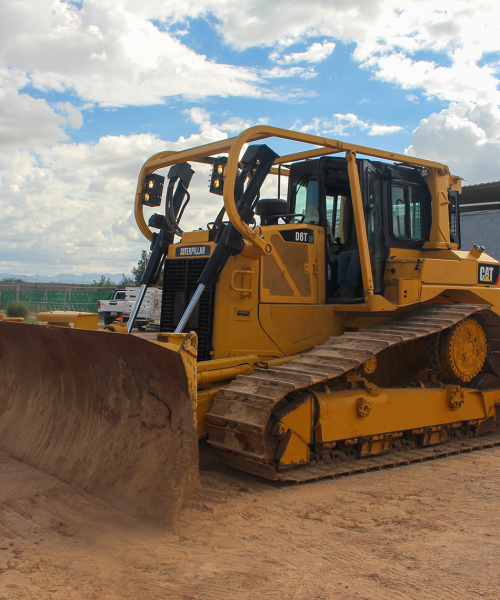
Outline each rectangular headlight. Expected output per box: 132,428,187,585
141,174,165,207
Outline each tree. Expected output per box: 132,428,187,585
121,275,135,287
92,275,116,288
131,250,151,286
1,277,24,282
130,249,163,287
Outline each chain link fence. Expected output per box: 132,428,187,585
0,283,117,313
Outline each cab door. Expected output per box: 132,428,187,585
363,162,385,294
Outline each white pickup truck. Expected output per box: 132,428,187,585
97,287,160,329
97,289,128,325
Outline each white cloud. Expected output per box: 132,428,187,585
0,0,263,107
184,107,212,128
293,112,403,137
55,102,84,129
0,66,83,149
184,107,269,135
406,101,500,185
368,124,404,136
218,116,270,134
3,1,499,108
0,86,83,149
0,87,69,149
261,66,317,79
365,51,500,105
196,0,500,62
0,110,234,275
161,0,500,107
270,41,335,65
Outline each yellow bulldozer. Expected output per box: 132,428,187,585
2,126,500,525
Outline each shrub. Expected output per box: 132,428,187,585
6,301,30,320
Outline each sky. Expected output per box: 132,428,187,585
1,0,500,277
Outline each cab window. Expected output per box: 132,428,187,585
326,194,355,245
291,176,319,224
391,183,425,240
409,186,424,239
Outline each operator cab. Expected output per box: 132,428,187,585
278,156,434,302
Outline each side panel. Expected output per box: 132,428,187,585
259,225,325,304
210,224,327,360
384,248,500,308
211,253,284,360
258,304,338,355
421,258,476,285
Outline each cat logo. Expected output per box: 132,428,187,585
175,244,211,258
478,263,500,285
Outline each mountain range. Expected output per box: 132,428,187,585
0,272,131,285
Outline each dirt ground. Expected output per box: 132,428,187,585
1,442,500,600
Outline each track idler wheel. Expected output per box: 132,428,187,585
471,373,500,390
435,318,486,382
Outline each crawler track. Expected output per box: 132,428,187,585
206,303,500,481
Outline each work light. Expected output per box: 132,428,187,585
141,173,165,207
209,157,227,196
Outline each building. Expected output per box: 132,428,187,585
459,182,500,261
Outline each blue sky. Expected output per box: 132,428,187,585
1,0,499,277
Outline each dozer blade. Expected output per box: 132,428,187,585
0,321,199,526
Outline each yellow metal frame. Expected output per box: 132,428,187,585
37,311,98,330
0,315,24,323
135,125,456,300
346,151,373,299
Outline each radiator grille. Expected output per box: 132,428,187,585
160,258,215,361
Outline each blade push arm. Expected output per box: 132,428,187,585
127,163,194,333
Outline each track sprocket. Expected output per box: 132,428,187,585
435,318,486,382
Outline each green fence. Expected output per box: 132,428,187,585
0,286,116,313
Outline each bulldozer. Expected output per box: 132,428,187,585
2,125,500,525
